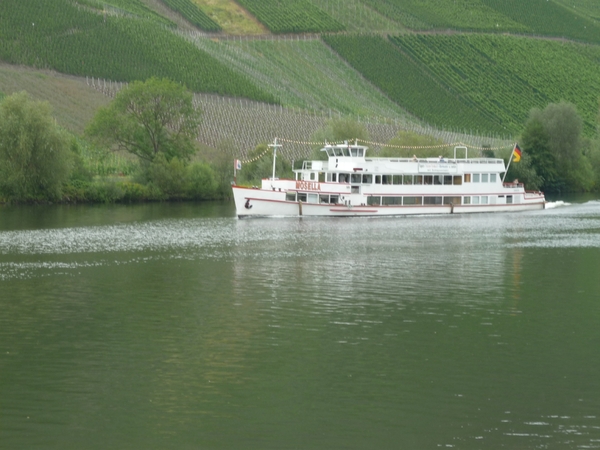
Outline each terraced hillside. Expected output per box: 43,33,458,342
0,0,274,102
1,0,599,143
185,35,411,119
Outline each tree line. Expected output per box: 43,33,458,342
1,78,599,204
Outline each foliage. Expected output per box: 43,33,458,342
310,119,369,160
135,154,220,200
186,162,218,199
237,143,293,186
520,118,559,191
235,0,344,33
86,77,200,163
0,92,72,202
0,0,275,102
379,131,445,158
520,102,595,192
202,139,238,199
142,154,188,199
160,0,221,31
504,153,543,191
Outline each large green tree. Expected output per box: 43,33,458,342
521,102,594,192
86,77,201,163
0,92,72,201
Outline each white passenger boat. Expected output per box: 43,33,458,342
232,139,545,218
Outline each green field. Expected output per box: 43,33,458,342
390,34,600,134
235,0,345,33
160,0,221,31
77,0,174,25
323,35,505,134
0,0,273,102
322,34,600,136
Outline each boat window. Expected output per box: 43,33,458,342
357,148,364,157
362,174,372,184
453,175,462,185
507,195,513,204
464,174,471,183
382,175,393,185
444,175,453,185
482,174,489,183
424,196,442,205
367,196,381,206
330,195,339,204
463,196,471,205
319,194,329,203
434,176,443,185
490,174,497,183
403,175,413,185
308,193,318,203
286,192,296,202
473,174,480,183
382,196,402,205
472,196,480,204
339,173,349,183
375,175,381,184
424,175,433,185
351,173,362,184
443,196,461,205
342,148,350,157
351,186,360,194
334,148,343,157
326,149,334,158
403,196,422,205
298,193,307,202
481,195,488,204
310,172,316,181
393,175,402,185
414,175,423,185
349,147,357,157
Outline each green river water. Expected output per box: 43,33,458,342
1,197,599,449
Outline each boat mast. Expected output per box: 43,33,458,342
269,138,282,184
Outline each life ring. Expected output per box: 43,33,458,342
244,199,253,209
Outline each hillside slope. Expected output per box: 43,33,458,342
1,0,599,143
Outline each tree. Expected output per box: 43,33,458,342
238,142,292,185
310,118,369,160
380,130,445,158
86,77,200,163
0,92,72,201
520,117,558,191
521,102,593,192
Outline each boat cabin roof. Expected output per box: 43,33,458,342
321,142,367,158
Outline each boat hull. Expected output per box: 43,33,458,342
233,186,545,218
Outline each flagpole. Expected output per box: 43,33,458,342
502,144,517,183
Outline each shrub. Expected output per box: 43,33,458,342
186,162,218,200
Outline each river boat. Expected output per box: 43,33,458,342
232,139,545,218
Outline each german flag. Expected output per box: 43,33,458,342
513,144,522,163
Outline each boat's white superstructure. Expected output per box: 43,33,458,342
232,140,545,218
